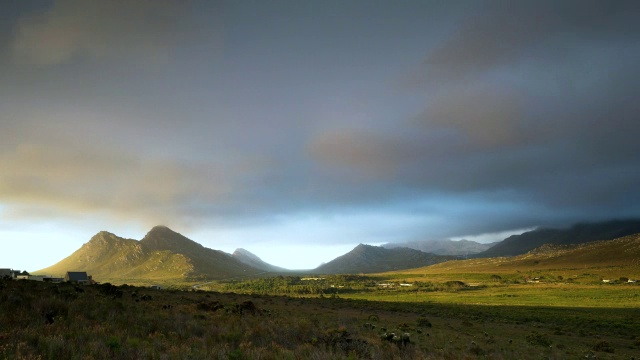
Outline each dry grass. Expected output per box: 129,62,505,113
1,278,638,359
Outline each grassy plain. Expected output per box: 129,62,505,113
2,278,639,360
340,283,640,308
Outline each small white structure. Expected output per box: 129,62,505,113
28,275,52,282
149,285,163,290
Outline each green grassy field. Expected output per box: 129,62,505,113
340,283,640,308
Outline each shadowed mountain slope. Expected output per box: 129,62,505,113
476,219,640,258
398,233,640,277
383,239,496,256
314,244,456,274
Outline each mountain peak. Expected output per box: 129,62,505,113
232,248,288,273
353,243,374,252
233,248,256,258
87,231,123,246
141,225,202,253
147,225,175,234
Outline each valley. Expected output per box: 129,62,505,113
3,221,639,359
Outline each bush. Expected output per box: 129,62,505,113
526,331,551,347
592,340,614,353
416,317,432,328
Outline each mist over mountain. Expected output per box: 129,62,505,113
383,239,496,256
314,244,456,274
476,219,640,258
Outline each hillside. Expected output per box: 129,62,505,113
314,244,456,274
396,233,640,279
36,226,266,284
383,239,496,256
232,248,289,273
476,219,640,257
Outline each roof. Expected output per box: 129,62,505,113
66,272,89,281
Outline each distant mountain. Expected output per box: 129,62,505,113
476,219,640,258
521,233,640,267
407,233,640,275
313,244,456,274
383,239,496,256
232,248,288,273
36,226,268,284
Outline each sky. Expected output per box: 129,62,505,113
1,0,639,271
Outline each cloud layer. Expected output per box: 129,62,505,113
1,0,639,250
11,0,190,65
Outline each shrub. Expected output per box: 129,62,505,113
416,317,432,328
526,331,551,347
592,340,614,353
106,336,120,351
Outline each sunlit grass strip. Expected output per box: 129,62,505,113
338,284,640,308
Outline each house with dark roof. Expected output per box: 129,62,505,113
65,271,91,285
0,268,13,279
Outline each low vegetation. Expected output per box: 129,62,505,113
2,277,639,359
9,232,640,358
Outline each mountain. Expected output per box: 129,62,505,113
476,219,640,258
401,233,640,277
313,244,456,274
36,226,268,284
232,248,288,273
383,239,496,256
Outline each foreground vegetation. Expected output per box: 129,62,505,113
1,278,639,359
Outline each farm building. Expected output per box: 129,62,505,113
65,271,91,285
0,268,13,279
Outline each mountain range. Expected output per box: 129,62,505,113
476,219,640,258
35,219,640,284
404,233,640,277
314,244,456,274
383,239,496,256
36,225,457,283
37,226,264,284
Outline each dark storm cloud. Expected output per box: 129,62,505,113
11,0,186,65
310,0,640,234
2,0,640,246
420,0,640,85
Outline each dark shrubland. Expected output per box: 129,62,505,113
0,278,638,359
